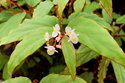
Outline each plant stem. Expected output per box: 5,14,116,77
114,34,125,37
116,23,125,33
7,0,32,15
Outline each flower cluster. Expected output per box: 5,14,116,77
44,24,79,55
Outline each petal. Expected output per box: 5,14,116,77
65,26,71,32
45,38,49,41
54,24,60,30
56,36,61,42
56,45,61,49
69,32,77,37
52,32,58,37
44,32,50,41
55,50,58,53
71,39,78,44
44,46,48,49
47,50,54,55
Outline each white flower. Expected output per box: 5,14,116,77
52,24,60,37
65,26,75,36
44,32,50,41
56,45,61,49
68,32,79,44
55,36,61,42
45,46,58,55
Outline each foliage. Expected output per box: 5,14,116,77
0,0,125,83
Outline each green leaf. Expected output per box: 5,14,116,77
0,12,26,40
33,1,53,18
49,65,65,74
80,72,94,83
0,0,10,9
7,27,52,77
0,55,9,70
2,64,11,80
62,36,76,79
116,15,125,24
99,0,112,17
68,16,125,66
25,0,41,7
98,57,110,83
112,13,121,19
57,0,69,17
1,77,31,83
69,12,112,31
74,0,85,12
76,44,98,67
53,0,58,4
102,10,112,24
1,15,58,77
0,15,58,45
0,11,15,22
40,74,87,83
83,1,101,13
112,61,125,83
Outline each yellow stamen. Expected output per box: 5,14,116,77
44,35,46,38
54,29,57,32
67,30,72,34
48,49,53,53
72,37,76,40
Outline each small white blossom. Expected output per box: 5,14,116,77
52,24,60,37
56,45,61,49
45,46,58,55
68,32,79,44
55,36,61,42
65,26,75,36
44,32,50,41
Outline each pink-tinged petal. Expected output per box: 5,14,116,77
45,46,57,55
69,32,79,44
56,45,62,49
65,26,72,32
44,32,50,41
56,36,61,42
70,38,78,44
52,32,58,37
55,50,58,53
54,24,60,30
65,26,76,36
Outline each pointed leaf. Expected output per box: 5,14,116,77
0,0,10,8
33,1,53,18
68,16,125,66
7,27,52,77
76,44,98,67
0,16,58,45
2,64,11,80
98,57,110,83
102,10,112,24
83,1,101,13
1,77,31,83
40,74,87,83
62,36,76,79
74,0,85,12
80,72,94,83
25,0,41,7
112,13,121,20
99,0,112,17
57,0,69,17
0,55,9,70
112,61,125,83
116,15,125,24
0,11,15,22
69,12,112,32
0,12,26,40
